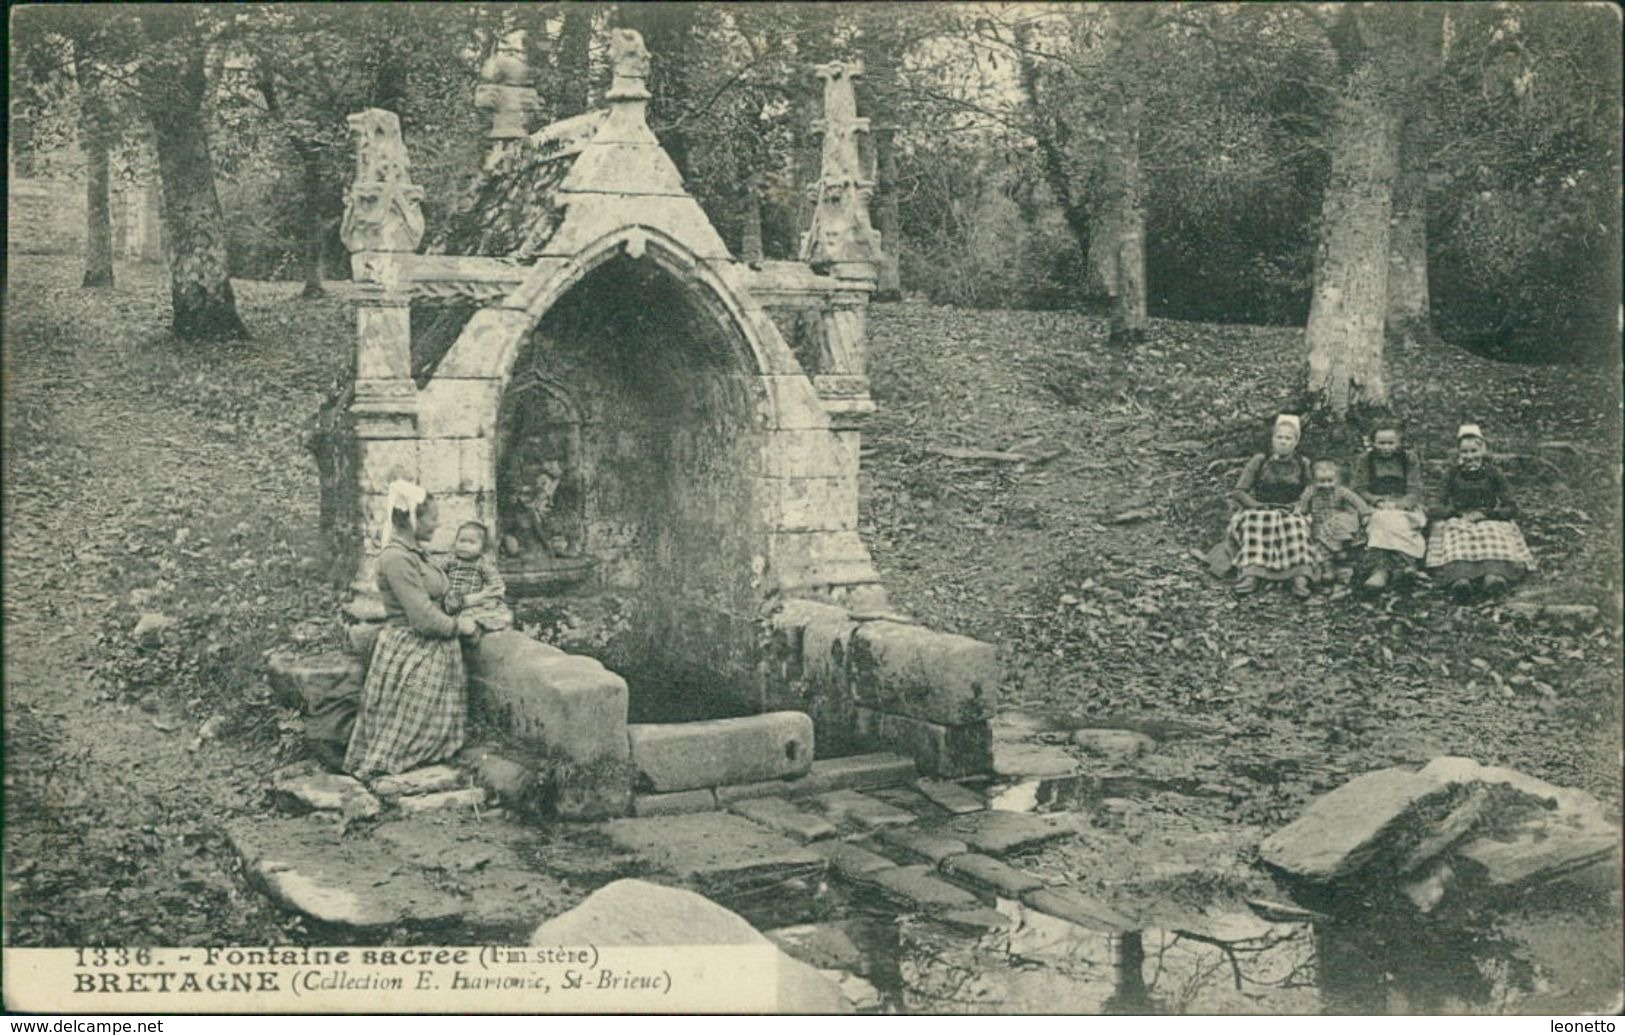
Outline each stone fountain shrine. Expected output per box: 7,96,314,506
317,31,999,816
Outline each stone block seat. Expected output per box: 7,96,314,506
467,631,629,765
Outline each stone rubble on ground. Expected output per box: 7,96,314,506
371,764,466,799
1258,756,1621,913
133,612,177,648
395,786,490,815
271,762,381,819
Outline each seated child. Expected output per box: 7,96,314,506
442,521,513,638
1351,421,1428,590
1425,423,1535,600
1296,459,1371,592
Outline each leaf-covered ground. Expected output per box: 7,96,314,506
3,256,1619,948
861,301,1622,829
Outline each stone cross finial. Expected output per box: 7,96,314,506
607,29,652,101
800,60,882,274
341,109,426,254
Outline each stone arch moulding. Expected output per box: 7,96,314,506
431,225,810,400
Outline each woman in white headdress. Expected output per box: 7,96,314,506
1426,424,1535,600
344,481,479,779
1220,414,1318,597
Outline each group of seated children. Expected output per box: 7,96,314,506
1218,414,1534,601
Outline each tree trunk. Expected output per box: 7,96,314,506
1086,204,1116,300
81,108,115,288
1013,27,1094,273
297,147,326,299
1385,146,1431,346
1305,57,1399,419
556,5,594,118
138,8,248,341
873,126,903,300
739,185,764,263
1104,91,1148,344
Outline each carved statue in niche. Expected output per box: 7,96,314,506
499,375,585,564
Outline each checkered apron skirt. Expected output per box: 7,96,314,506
343,624,467,779
1425,518,1536,571
1228,507,1317,576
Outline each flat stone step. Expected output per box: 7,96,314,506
813,790,917,831
1021,886,1137,933
396,787,489,815
991,742,1080,779
372,765,466,799
941,853,1046,896
860,785,944,820
634,788,718,817
914,778,986,815
226,815,564,933
876,826,969,865
728,796,838,843
600,813,826,897
864,865,981,912
937,907,1017,933
716,753,918,803
943,810,1077,857
810,840,897,880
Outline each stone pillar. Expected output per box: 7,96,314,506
802,62,880,412
341,109,426,620
800,61,883,281
348,316,417,619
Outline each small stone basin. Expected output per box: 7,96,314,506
500,553,598,596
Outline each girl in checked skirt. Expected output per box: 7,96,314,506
1223,414,1318,599
1426,423,1536,601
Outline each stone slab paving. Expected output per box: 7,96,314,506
942,810,1078,856
862,864,982,912
914,778,986,815
941,852,1047,897
728,796,838,843
633,788,718,817
876,826,969,865
810,839,897,880
599,813,826,896
1020,886,1137,933
813,789,917,830
861,784,949,819
937,906,1017,933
